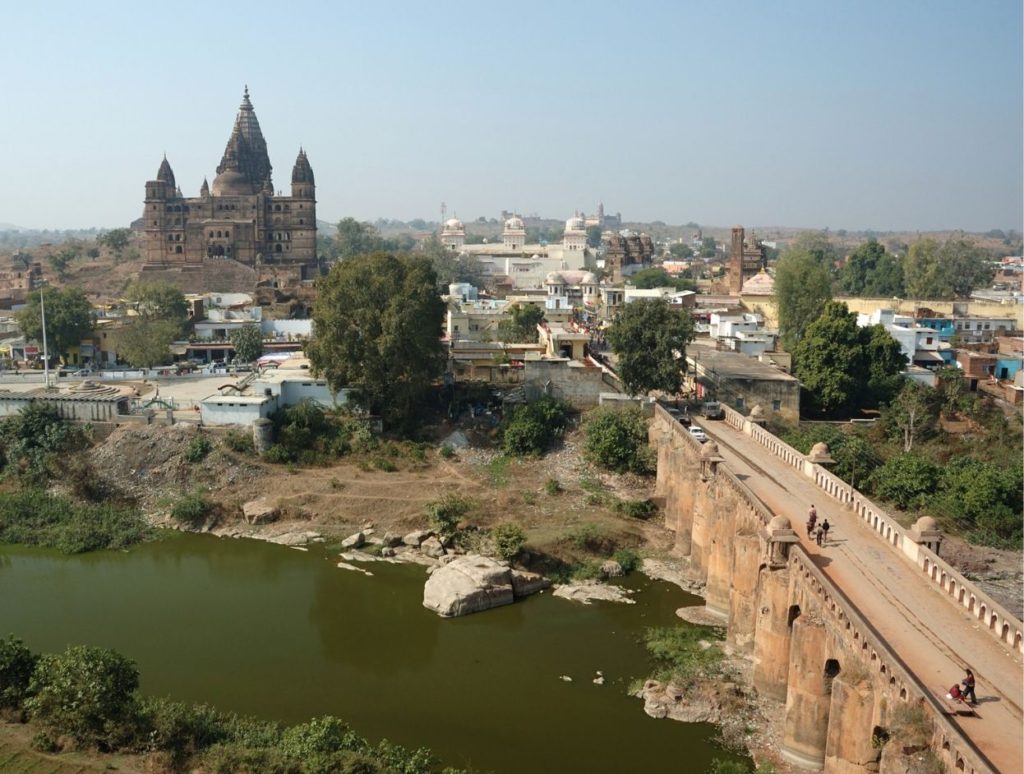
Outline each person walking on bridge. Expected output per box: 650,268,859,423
961,668,978,705
821,519,831,545
807,505,817,537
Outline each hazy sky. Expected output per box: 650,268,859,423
1,0,1021,232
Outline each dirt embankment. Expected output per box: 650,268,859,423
88,423,668,567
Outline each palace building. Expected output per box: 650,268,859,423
141,88,317,288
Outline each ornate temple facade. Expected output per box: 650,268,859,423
141,89,317,287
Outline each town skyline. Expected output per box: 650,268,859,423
0,0,1021,233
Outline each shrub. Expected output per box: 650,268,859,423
171,492,210,528
492,523,527,563
222,429,254,454
0,402,89,483
184,435,212,463
644,624,726,682
263,444,293,464
544,477,562,495
615,499,657,520
565,522,615,554
584,406,655,475
439,444,456,459
0,635,38,710
0,489,149,554
501,397,571,456
426,494,471,542
141,697,228,762
612,548,642,573
868,454,939,510
26,645,140,749
372,457,397,472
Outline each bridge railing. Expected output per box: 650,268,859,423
789,549,996,774
703,405,1024,654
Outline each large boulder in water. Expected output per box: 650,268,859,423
423,555,514,617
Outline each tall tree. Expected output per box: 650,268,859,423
904,238,994,299
97,228,131,257
775,235,835,350
334,218,387,260
607,299,694,395
417,234,484,287
838,238,900,296
586,225,602,248
882,380,939,452
793,301,906,415
669,242,694,259
306,253,445,429
125,281,187,333
497,303,544,343
229,324,263,363
16,286,93,363
113,319,178,368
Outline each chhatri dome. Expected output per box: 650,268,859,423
502,214,526,251
440,216,466,250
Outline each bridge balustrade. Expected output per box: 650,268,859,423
709,405,1024,655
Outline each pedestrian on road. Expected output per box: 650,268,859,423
806,518,816,537
961,668,977,705
815,525,824,546
808,504,817,522
821,519,831,545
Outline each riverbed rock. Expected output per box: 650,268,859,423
511,569,551,597
600,560,624,578
381,546,396,558
382,531,402,547
422,554,515,617
403,529,431,546
552,581,635,605
242,497,278,525
420,537,446,558
340,531,365,549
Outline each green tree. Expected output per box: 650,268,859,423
491,523,527,564
0,401,89,482
607,299,694,396
47,246,78,280
0,635,38,711
306,253,445,429
838,239,905,297
793,302,906,415
418,234,484,287
125,280,188,332
98,228,131,256
584,406,655,474
26,645,140,748
229,324,263,363
669,242,694,259
334,217,387,260
868,454,939,509
698,237,717,257
586,225,602,248
15,286,93,363
882,381,939,452
501,397,571,456
933,459,1022,546
904,239,994,299
775,236,835,350
114,318,179,368
426,494,470,548
630,267,695,291
497,303,544,343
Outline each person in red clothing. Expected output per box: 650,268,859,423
961,668,977,705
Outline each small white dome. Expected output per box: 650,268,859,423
443,218,464,230
580,271,598,284
505,216,524,231
545,271,565,285
565,215,586,232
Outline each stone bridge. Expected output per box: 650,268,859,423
649,404,1023,773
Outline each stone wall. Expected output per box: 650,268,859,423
523,359,617,408
649,405,997,774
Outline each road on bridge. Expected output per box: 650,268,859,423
692,418,1023,774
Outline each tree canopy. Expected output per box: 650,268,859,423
125,280,187,331
775,234,835,350
114,281,189,368
496,303,544,343
416,234,485,288
630,267,696,291
607,299,694,396
306,253,445,429
229,324,263,363
792,301,906,415
16,286,93,363
903,238,994,299
668,242,694,259
837,239,905,297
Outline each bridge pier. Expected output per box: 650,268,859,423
727,533,762,651
752,567,793,701
705,490,736,617
824,674,878,772
782,615,831,769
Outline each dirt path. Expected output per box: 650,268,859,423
695,418,1024,774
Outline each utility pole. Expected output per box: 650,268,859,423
40,287,50,388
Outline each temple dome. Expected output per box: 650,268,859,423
565,215,586,232
914,516,939,533
211,169,253,196
443,218,464,230
504,216,524,230
768,514,792,532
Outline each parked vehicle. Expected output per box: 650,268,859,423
701,401,723,419
688,426,708,443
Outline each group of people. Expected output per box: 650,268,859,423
806,505,831,546
804,502,981,709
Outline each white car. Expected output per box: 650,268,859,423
688,426,708,443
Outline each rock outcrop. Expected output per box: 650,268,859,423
422,555,549,617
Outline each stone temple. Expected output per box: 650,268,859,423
141,88,317,290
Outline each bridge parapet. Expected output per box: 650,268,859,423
789,549,996,774
714,404,1024,655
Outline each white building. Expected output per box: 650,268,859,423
440,217,466,250
200,394,278,426
563,213,587,254
503,215,526,251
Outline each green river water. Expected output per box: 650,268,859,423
0,532,745,773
